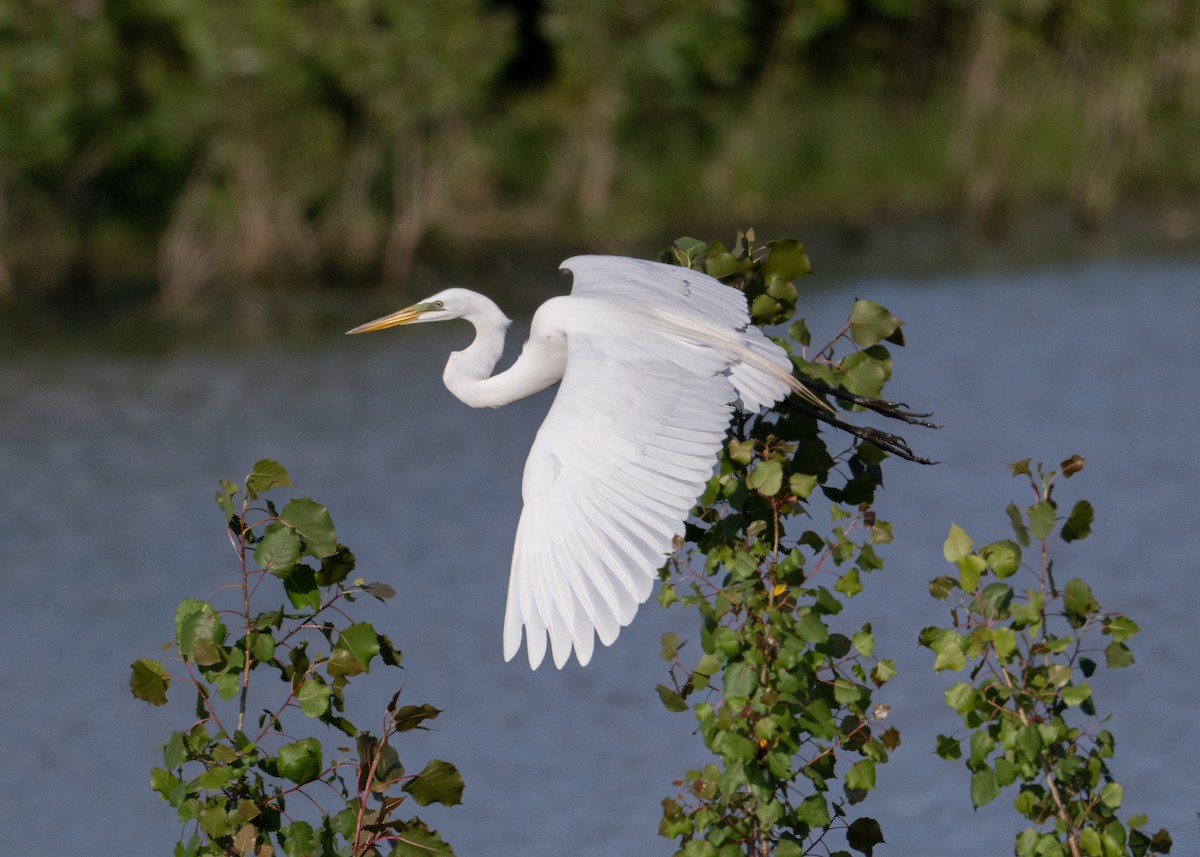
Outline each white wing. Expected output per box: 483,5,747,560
502,256,795,668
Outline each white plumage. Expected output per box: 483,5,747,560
348,255,808,668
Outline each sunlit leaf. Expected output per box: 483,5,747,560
1104,615,1140,643
980,539,1022,578
296,678,331,718
245,459,293,500
328,622,380,677
943,524,973,562
844,759,875,791
747,460,783,496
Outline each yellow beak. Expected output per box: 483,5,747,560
346,305,426,335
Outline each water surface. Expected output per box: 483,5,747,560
1,257,1197,854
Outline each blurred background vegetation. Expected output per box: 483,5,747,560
1,0,1198,316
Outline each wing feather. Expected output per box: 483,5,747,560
502,256,795,667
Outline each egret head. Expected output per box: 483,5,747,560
346,289,482,334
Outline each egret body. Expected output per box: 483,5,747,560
349,256,817,669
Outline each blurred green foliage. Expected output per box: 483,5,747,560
1,0,1198,306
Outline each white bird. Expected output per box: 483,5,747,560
348,255,825,669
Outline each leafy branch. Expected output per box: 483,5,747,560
655,233,927,857
131,460,462,857
922,456,1172,857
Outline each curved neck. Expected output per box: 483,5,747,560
442,299,516,408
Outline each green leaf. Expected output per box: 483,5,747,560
836,568,864,597
1061,683,1091,707
1104,615,1140,643
764,238,811,282
789,471,818,499
851,629,874,657
723,662,758,699
283,564,321,611
935,734,962,760
788,318,812,347
1079,828,1103,856
971,768,1000,807
1061,500,1094,542
1105,640,1135,668
845,759,876,791
980,540,1022,578
1006,502,1030,546
403,759,465,807
1027,501,1056,541
296,678,331,718
255,524,302,577
394,703,442,732
245,459,293,500
130,658,170,706
795,793,831,828
930,631,965,672
318,546,357,586
660,632,679,662
746,460,783,496
980,582,1014,619
795,612,830,644
1064,578,1099,623
277,738,322,784
846,816,885,855
163,731,187,769
943,524,973,562
175,599,227,664
957,554,986,592
329,622,381,677
849,300,903,347
944,682,977,715
928,575,957,600
390,823,456,857
198,805,236,838
279,821,315,857
280,498,338,559
839,347,891,397
1099,782,1123,809
656,684,688,712
215,480,239,522
871,659,896,686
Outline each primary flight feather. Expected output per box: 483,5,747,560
348,255,819,669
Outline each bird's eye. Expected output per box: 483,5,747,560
433,300,444,309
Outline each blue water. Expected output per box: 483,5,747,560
1,257,1197,854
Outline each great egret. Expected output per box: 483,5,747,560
348,255,915,669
